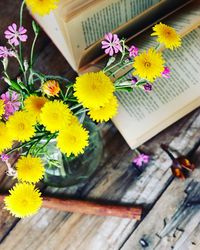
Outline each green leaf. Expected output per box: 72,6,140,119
10,80,22,91
135,80,147,86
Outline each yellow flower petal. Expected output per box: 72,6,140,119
24,95,48,122
16,155,45,183
42,80,60,97
151,23,181,50
57,124,89,157
74,71,114,109
4,183,42,218
133,48,165,82
6,111,36,142
88,95,118,122
0,122,13,153
25,0,59,16
40,100,71,132
0,99,5,119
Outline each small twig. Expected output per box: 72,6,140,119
0,194,142,220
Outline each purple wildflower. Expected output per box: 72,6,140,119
0,46,13,58
1,91,21,120
128,45,139,57
4,23,28,46
143,83,153,92
101,33,122,56
162,66,170,78
1,153,10,162
131,76,138,85
133,153,150,167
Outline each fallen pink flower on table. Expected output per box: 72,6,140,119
133,153,150,167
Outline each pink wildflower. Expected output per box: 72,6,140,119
0,46,13,58
131,76,138,85
4,23,28,46
128,45,139,57
133,153,150,167
1,153,10,162
1,91,21,120
162,66,170,78
101,33,122,56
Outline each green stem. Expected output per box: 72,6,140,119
114,67,134,84
19,0,25,66
115,85,132,90
75,108,88,115
155,43,161,51
34,133,56,156
30,33,39,68
6,140,37,155
32,71,45,82
10,43,27,83
6,133,50,155
59,88,66,100
103,61,122,74
108,61,133,78
134,148,141,155
70,103,82,111
44,75,71,83
26,136,44,156
15,54,25,74
64,86,71,99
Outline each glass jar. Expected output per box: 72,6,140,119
40,118,103,187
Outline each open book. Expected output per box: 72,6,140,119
112,1,200,148
31,0,191,71
30,0,200,149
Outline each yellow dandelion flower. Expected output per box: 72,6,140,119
57,124,89,157
24,96,48,122
16,155,45,183
74,71,114,109
0,122,13,153
6,111,36,142
40,100,71,132
151,23,181,50
0,99,5,119
42,80,60,97
25,0,59,16
4,183,42,218
88,95,118,122
133,48,165,82
67,114,80,127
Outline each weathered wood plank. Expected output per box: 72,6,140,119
0,109,199,250
121,149,200,250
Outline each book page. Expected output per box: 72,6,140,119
30,12,77,71
113,26,200,148
63,0,162,64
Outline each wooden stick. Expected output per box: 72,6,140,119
0,194,142,220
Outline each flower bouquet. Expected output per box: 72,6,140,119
0,0,181,218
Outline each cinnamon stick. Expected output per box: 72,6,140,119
0,194,142,220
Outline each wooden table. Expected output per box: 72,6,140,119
0,2,200,250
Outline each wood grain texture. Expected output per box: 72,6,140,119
0,110,199,250
0,2,200,250
121,150,200,250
